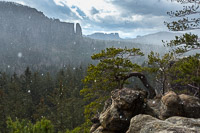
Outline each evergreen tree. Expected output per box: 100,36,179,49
81,47,156,125
164,0,200,53
166,0,200,31
6,73,32,120
0,72,8,132
163,0,200,97
170,54,200,97
148,52,174,95
48,84,70,132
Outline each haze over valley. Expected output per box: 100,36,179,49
0,1,180,74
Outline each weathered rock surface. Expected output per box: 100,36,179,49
179,94,200,118
144,96,161,118
76,23,82,36
126,114,200,133
98,88,147,132
145,91,200,120
159,91,183,119
91,89,200,133
92,126,115,133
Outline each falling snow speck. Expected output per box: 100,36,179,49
28,90,31,93
18,52,22,58
8,65,10,68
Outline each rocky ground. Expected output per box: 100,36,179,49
90,88,200,133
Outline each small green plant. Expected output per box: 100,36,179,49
6,117,54,133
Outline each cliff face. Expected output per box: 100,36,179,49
0,1,81,46
0,2,95,73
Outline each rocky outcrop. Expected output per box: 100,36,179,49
126,114,200,133
98,88,147,132
91,89,200,133
75,23,82,36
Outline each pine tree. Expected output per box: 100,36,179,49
148,52,174,95
164,0,200,97
81,47,156,125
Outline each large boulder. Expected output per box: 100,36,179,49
126,114,200,133
179,94,200,118
159,91,183,119
96,88,147,132
158,91,200,119
92,126,115,133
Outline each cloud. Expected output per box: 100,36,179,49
82,0,182,37
90,7,99,15
108,0,182,16
71,6,87,19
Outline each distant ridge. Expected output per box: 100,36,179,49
87,32,121,40
128,31,183,45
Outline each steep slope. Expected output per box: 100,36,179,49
0,2,98,73
0,2,79,45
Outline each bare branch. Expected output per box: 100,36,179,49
122,72,156,99
188,84,199,90
171,0,200,4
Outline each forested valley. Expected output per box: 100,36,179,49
0,66,87,132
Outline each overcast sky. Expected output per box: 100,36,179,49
1,0,183,38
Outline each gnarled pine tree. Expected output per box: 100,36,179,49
81,47,156,123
